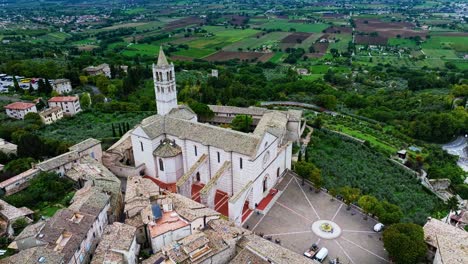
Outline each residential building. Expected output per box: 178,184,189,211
0,246,65,264
48,96,81,116
0,199,33,237
109,48,304,226
124,176,219,252
424,217,468,264
65,157,122,223
142,218,317,264
52,79,72,94
83,64,111,78
39,106,63,125
0,138,17,155
0,169,40,196
0,138,102,196
6,189,110,264
90,222,139,264
4,102,37,120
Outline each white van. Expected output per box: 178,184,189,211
374,223,384,232
314,247,328,262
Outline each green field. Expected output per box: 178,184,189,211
223,32,290,51
259,20,329,33
268,52,286,63
184,27,259,50
32,32,71,43
173,47,216,58
327,34,353,52
121,43,161,56
422,36,468,52
388,38,418,48
422,49,459,59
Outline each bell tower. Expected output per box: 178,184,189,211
153,47,177,116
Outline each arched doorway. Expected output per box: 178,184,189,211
196,172,201,182
263,176,268,193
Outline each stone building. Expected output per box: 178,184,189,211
118,48,304,226
39,106,63,125
3,102,37,120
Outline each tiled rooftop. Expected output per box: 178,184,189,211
149,211,189,238
3,102,35,110
424,218,468,264
0,199,33,221
91,222,136,264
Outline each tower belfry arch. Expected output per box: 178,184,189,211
153,47,178,115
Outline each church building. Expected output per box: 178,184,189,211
126,48,304,226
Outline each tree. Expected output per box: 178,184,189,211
80,93,91,109
358,195,379,219
446,196,459,216
12,218,28,235
315,94,337,110
112,123,116,137
310,167,322,191
44,78,53,95
339,186,361,209
13,76,20,92
3,157,35,175
382,223,426,264
298,150,302,161
188,101,214,119
24,111,42,123
377,201,403,225
37,79,46,94
231,115,253,133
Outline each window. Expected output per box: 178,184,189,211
240,158,243,169
217,152,220,163
194,145,198,156
159,158,164,171
140,142,144,152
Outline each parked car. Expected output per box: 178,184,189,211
303,244,319,258
314,247,328,263
373,223,384,232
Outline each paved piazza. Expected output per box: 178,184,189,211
243,172,390,264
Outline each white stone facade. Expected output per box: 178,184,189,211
4,102,37,120
48,96,81,116
52,79,72,94
153,48,178,116
128,49,299,226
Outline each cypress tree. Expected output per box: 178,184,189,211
29,83,34,94
118,123,123,137
298,150,302,161
112,123,116,137
126,122,130,132
305,147,309,162
13,76,20,92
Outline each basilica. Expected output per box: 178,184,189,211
107,48,305,225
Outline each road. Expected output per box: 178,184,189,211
260,101,338,116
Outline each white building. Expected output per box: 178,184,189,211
127,48,303,226
48,96,81,116
52,79,72,94
39,106,63,125
83,63,111,78
4,102,37,120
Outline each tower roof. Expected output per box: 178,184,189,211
157,47,169,66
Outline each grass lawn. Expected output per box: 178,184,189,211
422,49,459,59
122,43,160,56
327,33,352,52
125,7,147,15
173,48,216,58
223,32,289,51
184,28,259,50
329,124,398,154
301,74,324,81
259,20,329,33
40,205,64,217
388,38,418,48
268,52,286,63
422,36,468,52
32,32,71,43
